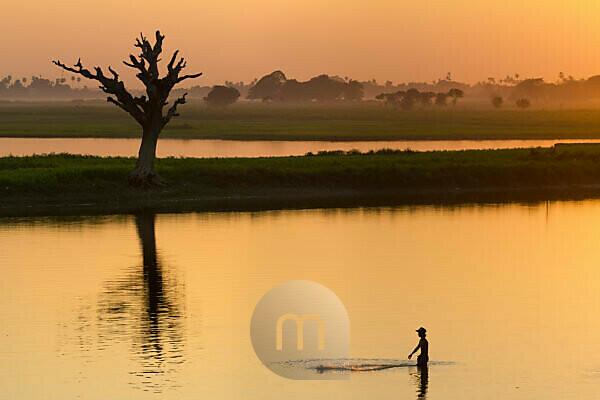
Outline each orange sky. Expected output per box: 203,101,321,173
2,0,600,86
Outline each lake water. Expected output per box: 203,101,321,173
2,201,600,399
4,137,600,157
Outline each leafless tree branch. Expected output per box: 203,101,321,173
163,93,187,126
53,59,146,125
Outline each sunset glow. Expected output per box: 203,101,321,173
3,0,600,84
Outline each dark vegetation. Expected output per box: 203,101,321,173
204,85,240,107
0,75,95,99
6,69,600,107
491,96,503,108
375,88,464,109
247,70,364,102
3,145,600,216
0,73,215,101
516,98,531,109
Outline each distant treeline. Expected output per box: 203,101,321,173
0,75,98,99
247,71,363,102
0,75,217,101
375,88,465,109
4,70,600,107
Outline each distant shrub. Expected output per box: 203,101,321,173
204,85,240,107
435,93,448,106
448,88,464,106
491,96,503,108
516,98,531,109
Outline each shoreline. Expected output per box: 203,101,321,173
6,133,600,142
5,135,600,143
4,186,600,219
5,137,600,159
3,146,600,217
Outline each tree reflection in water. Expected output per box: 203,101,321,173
97,212,185,393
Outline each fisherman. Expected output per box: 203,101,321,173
408,327,429,367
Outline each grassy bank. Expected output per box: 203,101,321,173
3,146,600,216
4,101,600,140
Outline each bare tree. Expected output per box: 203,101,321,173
53,31,202,186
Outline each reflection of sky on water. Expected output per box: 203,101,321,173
6,202,600,399
62,213,186,393
5,137,600,157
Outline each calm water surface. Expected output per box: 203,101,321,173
2,201,600,399
4,137,600,157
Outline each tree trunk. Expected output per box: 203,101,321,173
129,127,161,187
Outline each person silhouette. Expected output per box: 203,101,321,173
408,327,429,367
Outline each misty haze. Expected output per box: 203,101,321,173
3,2,600,400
